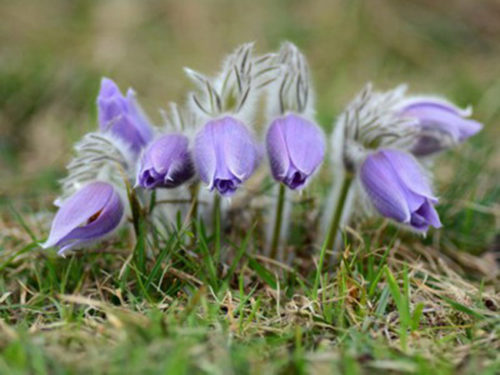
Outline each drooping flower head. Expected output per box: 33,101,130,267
332,84,417,171
267,114,324,189
137,133,194,189
325,85,443,238
360,149,441,232
56,131,133,204
97,77,153,153
397,98,483,156
194,116,259,196
265,43,325,189
186,43,274,195
42,181,124,255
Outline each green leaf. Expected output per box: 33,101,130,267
248,257,277,289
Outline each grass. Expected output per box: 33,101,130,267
1,0,499,373
1,174,498,374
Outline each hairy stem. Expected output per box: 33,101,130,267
213,193,221,263
326,173,353,251
188,183,200,245
269,183,286,260
189,183,200,221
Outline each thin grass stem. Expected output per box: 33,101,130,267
313,173,353,298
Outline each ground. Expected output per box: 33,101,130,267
0,1,499,374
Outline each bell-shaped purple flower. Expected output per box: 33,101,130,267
97,77,153,153
360,149,441,232
137,134,195,189
194,116,260,196
400,99,482,156
266,114,325,189
42,182,124,255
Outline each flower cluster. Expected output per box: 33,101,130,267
327,84,482,239
41,43,482,257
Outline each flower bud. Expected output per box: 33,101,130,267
266,114,325,189
137,134,194,189
42,182,124,255
194,116,260,196
360,149,441,232
97,77,153,152
400,99,482,156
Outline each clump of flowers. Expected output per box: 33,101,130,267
322,84,482,260
41,43,483,265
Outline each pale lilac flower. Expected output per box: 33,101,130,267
137,134,194,189
399,99,482,156
42,182,124,255
194,116,260,196
360,149,441,232
266,114,325,189
97,77,153,152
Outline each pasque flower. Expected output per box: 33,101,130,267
97,77,153,152
42,182,124,255
137,134,194,189
266,114,325,189
194,116,260,196
360,149,441,232
399,99,482,156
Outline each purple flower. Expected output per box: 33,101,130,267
400,99,482,156
266,114,325,189
360,149,441,232
97,77,153,152
42,182,124,255
137,134,195,189
194,116,260,196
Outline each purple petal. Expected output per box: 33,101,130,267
220,117,259,182
360,153,411,223
99,77,121,98
361,149,442,232
137,134,194,189
401,100,483,155
139,170,160,189
411,136,446,156
411,199,442,231
194,116,259,195
402,103,480,140
59,189,123,245
266,114,325,189
214,179,239,195
283,166,307,189
149,135,189,175
108,114,150,152
97,97,126,130
455,118,483,141
422,200,442,228
43,182,124,253
194,122,218,188
97,77,153,152
399,188,426,213
126,89,153,145
282,114,325,175
97,79,127,128
402,100,463,116
266,118,290,180
379,150,436,202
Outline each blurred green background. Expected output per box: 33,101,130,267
1,0,499,202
